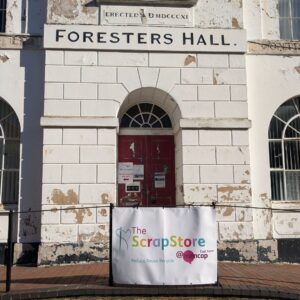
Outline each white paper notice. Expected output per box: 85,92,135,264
118,162,133,184
133,165,144,180
154,173,166,188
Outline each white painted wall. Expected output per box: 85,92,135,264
247,54,300,239
243,0,280,40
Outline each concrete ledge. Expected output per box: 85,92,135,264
0,35,42,50
40,117,119,128
248,40,300,56
1,285,299,300
180,118,252,129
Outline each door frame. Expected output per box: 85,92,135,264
117,130,176,207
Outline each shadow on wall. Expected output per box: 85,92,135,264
17,48,45,265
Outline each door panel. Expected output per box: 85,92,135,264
118,135,175,207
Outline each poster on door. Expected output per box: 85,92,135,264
118,162,133,184
112,207,217,285
154,172,166,188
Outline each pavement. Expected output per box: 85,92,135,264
0,262,300,299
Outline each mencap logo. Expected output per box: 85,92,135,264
116,227,131,250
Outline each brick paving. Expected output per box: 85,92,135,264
0,262,299,299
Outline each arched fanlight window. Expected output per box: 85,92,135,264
269,97,300,200
0,98,20,205
120,103,172,129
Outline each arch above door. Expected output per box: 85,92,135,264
118,87,182,133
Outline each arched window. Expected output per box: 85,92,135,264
120,103,172,129
0,99,20,205
269,97,300,200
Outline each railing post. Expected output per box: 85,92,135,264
6,210,14,293
109,203,114,286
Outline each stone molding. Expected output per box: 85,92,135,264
41,117,119,128
248,40,300,56
95,0,197,7
180,118,252,129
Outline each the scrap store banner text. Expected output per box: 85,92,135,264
112,207,217,285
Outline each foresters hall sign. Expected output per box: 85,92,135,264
44,25,246,52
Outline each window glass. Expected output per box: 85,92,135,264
4,140,20,169
279,0,300,40
284,140,300,170
280,19,292,39
268,117,285,139
270,171,285,200
292,19,300,39
275,99,298,122
0,0,6,33
279,0,291,17
2,171,19,204
120,103,172,129
291,0,300,17
286,171,300,200
269,141,283,169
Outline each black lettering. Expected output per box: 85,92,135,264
122,32,134,43
197,34,206,45
183,32,194,45
83,32,93,43
56,29,66,42
68,31,80,42
210,35,219,45
138,33,147,44
151,33,161,44
110,32,120,43
221,35,230,46
164,33,173,45
148,13,154,18
97,32,107,43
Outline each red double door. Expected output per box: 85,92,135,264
118,135,175,207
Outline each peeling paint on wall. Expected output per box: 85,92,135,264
38,242,109,265
218,185,251,202
66,207,93,224
184,55,196,66
231,17,241,28
47,0,98,25
50,189,78,205
0,54,9,63
101,193,112,204
295,66,300,74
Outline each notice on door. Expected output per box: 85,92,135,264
133,165,144,181
154,172,166,188
118,162,133,184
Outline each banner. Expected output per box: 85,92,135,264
112,207,217,285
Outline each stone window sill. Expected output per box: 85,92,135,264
271,201,300,210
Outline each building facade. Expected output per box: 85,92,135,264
0,0,299,265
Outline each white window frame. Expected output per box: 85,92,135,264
0,99,20,205
269,97,300,201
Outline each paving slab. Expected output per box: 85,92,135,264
0,262,299,299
